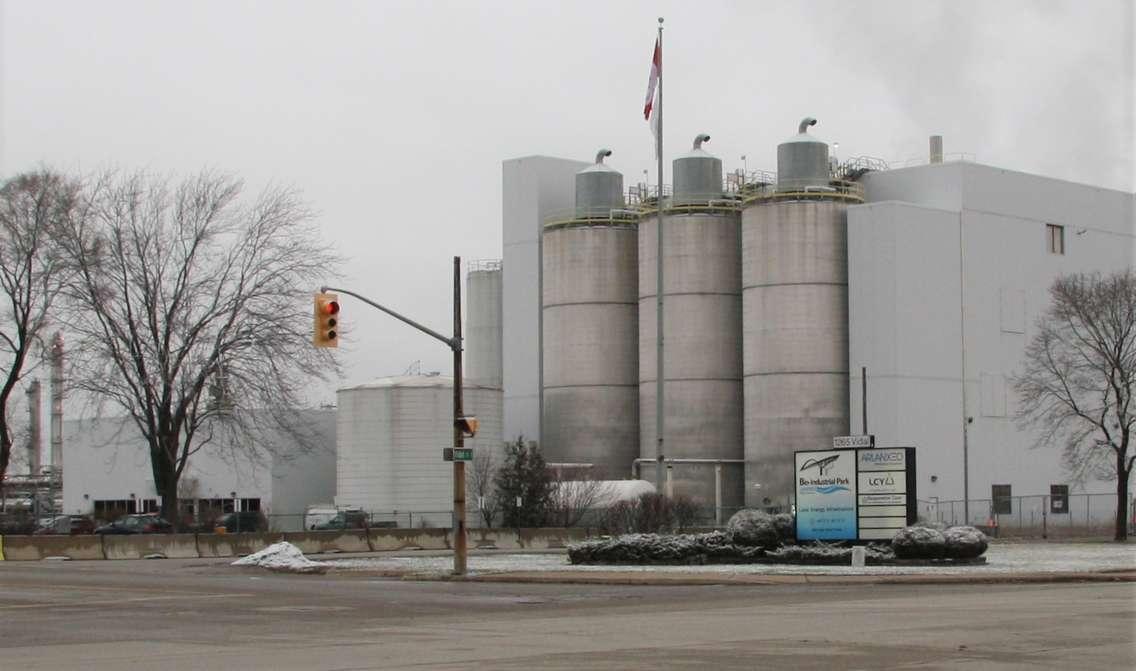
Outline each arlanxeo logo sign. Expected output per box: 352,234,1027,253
798,454,850,494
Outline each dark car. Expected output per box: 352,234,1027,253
214,511,266,533
34,515,96,535
94,514,173,535
312,510,369,531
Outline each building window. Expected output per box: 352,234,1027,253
1046,224,1064,255
991,484,1012,515
241,498,261,512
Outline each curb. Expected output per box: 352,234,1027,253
380,569,1136,587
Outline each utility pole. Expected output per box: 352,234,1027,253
451,257,467,575
321,255,469,576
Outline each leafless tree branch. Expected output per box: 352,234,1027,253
56,170,340,527
1011,270,1135,541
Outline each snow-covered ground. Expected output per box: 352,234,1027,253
322,542,1136,577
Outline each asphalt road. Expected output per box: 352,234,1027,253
0,557,1133,670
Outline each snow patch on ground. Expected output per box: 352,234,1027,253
232,542,328,574
322,542,1136,577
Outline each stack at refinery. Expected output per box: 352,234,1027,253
541,150,639,478
638,135,744,510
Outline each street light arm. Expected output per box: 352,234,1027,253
320,285,458,350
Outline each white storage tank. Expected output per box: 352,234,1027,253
466,260,503,389
542,149,639,478
741,118,854,508
639,135,744,511
335,374,504,527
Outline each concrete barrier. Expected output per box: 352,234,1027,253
469,529,521,550
0,534,106,561
369,528,450,551
281,530,371,555
103,533,199,560
517,527,589,549
196,532,279,558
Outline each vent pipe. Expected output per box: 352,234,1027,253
50,332,63,471
26,380,41,475
930,135,944,164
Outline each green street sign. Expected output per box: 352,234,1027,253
443,447,474,462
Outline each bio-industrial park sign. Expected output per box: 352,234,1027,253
794,450,857,540
795,447,917,542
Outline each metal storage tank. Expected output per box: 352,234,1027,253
574,149,625,218
466,260,503,389
639,135,744,515
776,117,830,192
742,118,856,508
542,150,639,479
335,374,504,527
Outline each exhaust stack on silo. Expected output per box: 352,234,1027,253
930,135,944,163
638,134,744,512
541,150,639,478
741,118,858,508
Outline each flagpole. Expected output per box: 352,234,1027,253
655,16,666,493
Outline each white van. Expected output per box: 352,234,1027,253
303,505,339,531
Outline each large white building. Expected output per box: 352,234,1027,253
500,148,1134,522
501,156,589,445
849,161,1134,521
61,412,336,530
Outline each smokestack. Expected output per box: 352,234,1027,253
930,135,944,164
50,332,63,471
26,380,41,475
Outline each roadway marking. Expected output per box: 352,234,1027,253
0,593,250,610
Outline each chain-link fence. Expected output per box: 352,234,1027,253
267,510,454,532
918,492,1131,538
264,493,1130,538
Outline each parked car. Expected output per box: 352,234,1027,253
93,514,173,535
213,511,266,533
313,510,369,531
34,515,96,535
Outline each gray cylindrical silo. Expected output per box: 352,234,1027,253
466,261,503,389
639,135,744,511
742,118,850,509
542,150,639,478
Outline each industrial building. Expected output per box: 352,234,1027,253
59,412,336,530
492,119,1134,525
32,122,1133,532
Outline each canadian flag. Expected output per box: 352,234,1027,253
643,37,661,142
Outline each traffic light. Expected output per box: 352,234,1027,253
313,292,340,348
455,416,479,438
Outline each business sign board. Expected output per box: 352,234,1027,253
795,447,917,542
794,450,858,540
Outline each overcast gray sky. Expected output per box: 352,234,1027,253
3,0,1133,401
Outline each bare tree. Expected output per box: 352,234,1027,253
0,171,79,498
547,469,612,528
56,170,339,527
1012,270,1135,541
468,446,500,527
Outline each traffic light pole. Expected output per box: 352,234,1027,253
321,254,468,576
451,257,467,576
